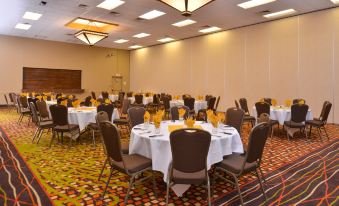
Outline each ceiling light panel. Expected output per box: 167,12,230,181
129,45,142,49
331,0,339,4
139,10,166,20
15,23,31,30
158,37,175,42
172,19,196,27
114,39,129,43
133,33,150,38
238,0,276,9
96,0,125,10
22,11,42,20
263,9,296,18
199,26,221,33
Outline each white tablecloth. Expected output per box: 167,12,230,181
170,100,208,111
129,96,153,105
129,121,243,196
252,106,313,125
45,101,119,131
98,94,118,102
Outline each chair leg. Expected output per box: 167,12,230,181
151,171,158,198
231,174,244,206
255,168,267,201
304,127,309,141
103,168,115,197
309,125,313,136
322,126,330,140
37,129,44,144
124,174,136,205
259,166,267,184
49,130,55,148
207,174,211,206
92,130,96,147
32,127,40,143
165,178,170,206
98,158,108,181
317,127,323,142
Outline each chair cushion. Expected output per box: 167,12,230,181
113,119,129,125
112,154,151,173
121,142,129,154
87,123,99,130
306,120,324,127
54,124,79,132
269,119,279,125
39,120,54,128
284,121,305,128
172,168,206,185
218,154,257,174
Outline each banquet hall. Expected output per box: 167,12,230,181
0,0,338,205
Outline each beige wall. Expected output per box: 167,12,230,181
0,35,130,103
130,7,339,123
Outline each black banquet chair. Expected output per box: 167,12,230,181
214,123,270,206
255,102,279,137
283,103,309,141
239,98,256,127
166,128,212,206
99,122,157,205
225,107,245,136
306,101,332,141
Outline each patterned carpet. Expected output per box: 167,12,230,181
0,127,53,206
0,108,338,206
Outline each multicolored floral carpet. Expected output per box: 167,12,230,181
0,108,338,206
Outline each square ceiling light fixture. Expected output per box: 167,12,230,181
159,0,215,16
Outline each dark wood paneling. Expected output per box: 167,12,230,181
22,67,83,93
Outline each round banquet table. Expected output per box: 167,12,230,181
129,120,243,196
46,101,120,131
129,96,153,105
252,106,313,125
169,100,208,111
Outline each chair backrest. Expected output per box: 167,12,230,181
19,96,29,108
244,123,270,165
163,96,170,110
255,102,270,118
239,98,250,114
235,100,240,108
170,106,189,120
84,96,92,106
97,104,114,121
153,94,160,104
205,95,212,102
321,101,332,124
214,96,220,111
121,99,131,114
127,106,146,128
97,98,104,104
184,97,195,110
29,102,39,125
226,107,245,134
36,100,50,119
170,128,211,174
4,94,9,105
91,91,96,100
8,93,15,103
264,98,272,105
102,91,109,99
291,104,309,123
293,98,306,104
96,111,110,125
49,104,68,126
127,92,133,97
196,109,207,122
99,122,123,163
207,97,216,110
135,94,143,104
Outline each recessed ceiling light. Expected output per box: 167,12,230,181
15,23,31,30
97,0,125,10
172,19,196,27
238,0,276,9
73,18,107,27
263,9,296,18
331,0,339,4
199,26,221,33
114,39,129,43
158,37,175,42
23,11,42,20
129,45,142,49
133,33,150,38
139,10,166,20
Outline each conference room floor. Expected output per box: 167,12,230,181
0,108,338,206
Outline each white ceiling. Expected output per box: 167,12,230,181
0,0,337,50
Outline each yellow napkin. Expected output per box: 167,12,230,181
217,112,225,123
284,99,292,107
298,100,305,105
20,93,27,97
156,109,164,117
72,100,81,108
153,114,162,129
144,111,151,123
32,92,36,97
61,100,68,107
105,99,111,104
68,95,74,99
259,98,265,103
51,95,55,100
168,125,183,132
36,96,42,101
210,114,219,128
178,108,186,118
184,117,195,128
271,99,277,106
43,96,47,101
206,109,214,121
